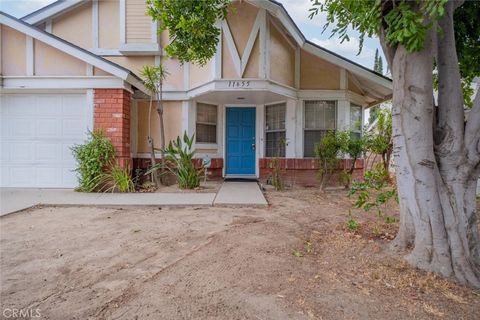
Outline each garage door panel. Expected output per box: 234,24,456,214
1,93,90,188
62,143,76,162
10,166,36,186
36,143,62,161
37,167,60,186
11,119,36,138
36,95,62,114
62,96,85,116
63,119,86,137
63,168,78,186
37,119,60,137
11,142,36,162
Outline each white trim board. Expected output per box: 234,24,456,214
0,76,132,92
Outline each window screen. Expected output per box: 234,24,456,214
350,104,362,139
196,103,217,143
265,103,286,157
303,100,336,157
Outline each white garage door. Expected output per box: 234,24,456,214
1,94,92,188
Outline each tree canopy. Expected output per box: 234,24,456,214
146,0,230,65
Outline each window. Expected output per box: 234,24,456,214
350,104,362,139
265,103,286,157
303,100,336,157
196,103,217,143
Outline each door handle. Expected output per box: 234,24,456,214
252,143,256,151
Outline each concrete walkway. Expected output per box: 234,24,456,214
0,188,215,216
214,181,268,206
0,182,268,215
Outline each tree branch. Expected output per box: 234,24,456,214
465,83,480,167
436,1,465,154
379,28,395,73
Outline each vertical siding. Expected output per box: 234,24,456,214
126,0,152,43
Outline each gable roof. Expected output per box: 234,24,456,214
0,11,148,94
20,0,392,97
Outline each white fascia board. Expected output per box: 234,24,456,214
23,0,87,25
303,42,393,90
126,74,148,95
0,76,131,91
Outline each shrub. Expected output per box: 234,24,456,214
148,132,202,189
346,210,360,231
268,137,288,191
348,163,398,223
71,131,115,192
314,131,343,190
99,163,135,193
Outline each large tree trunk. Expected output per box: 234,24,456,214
384,1,479,288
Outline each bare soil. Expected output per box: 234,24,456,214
1,189,479,320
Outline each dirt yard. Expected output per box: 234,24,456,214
1,188,479,319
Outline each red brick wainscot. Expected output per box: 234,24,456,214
93,89,131,168
133,158,224,181
259,158,365,187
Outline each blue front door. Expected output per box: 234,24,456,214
226,107,256,175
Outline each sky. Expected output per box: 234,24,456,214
0,0,386,71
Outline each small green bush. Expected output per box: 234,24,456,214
348,164,398,223
99,163,135,193
346,210,360,231
71,131,115,192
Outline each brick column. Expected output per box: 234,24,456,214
94,89,131,167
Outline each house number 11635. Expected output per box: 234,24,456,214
228,81,250,88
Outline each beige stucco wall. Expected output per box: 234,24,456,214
160,30,169,46
106,56,155,77
52,2,92,48
222,33,238,78
34,40,86,76
1,25,26,76
162,57,184,90
126,0,151,44
269,24,294,87
93,67,112,76
226,1,259,57
243,35,259,78
99,0,119,48
190,60,213,89
300,50,340,90
136,101,183,153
